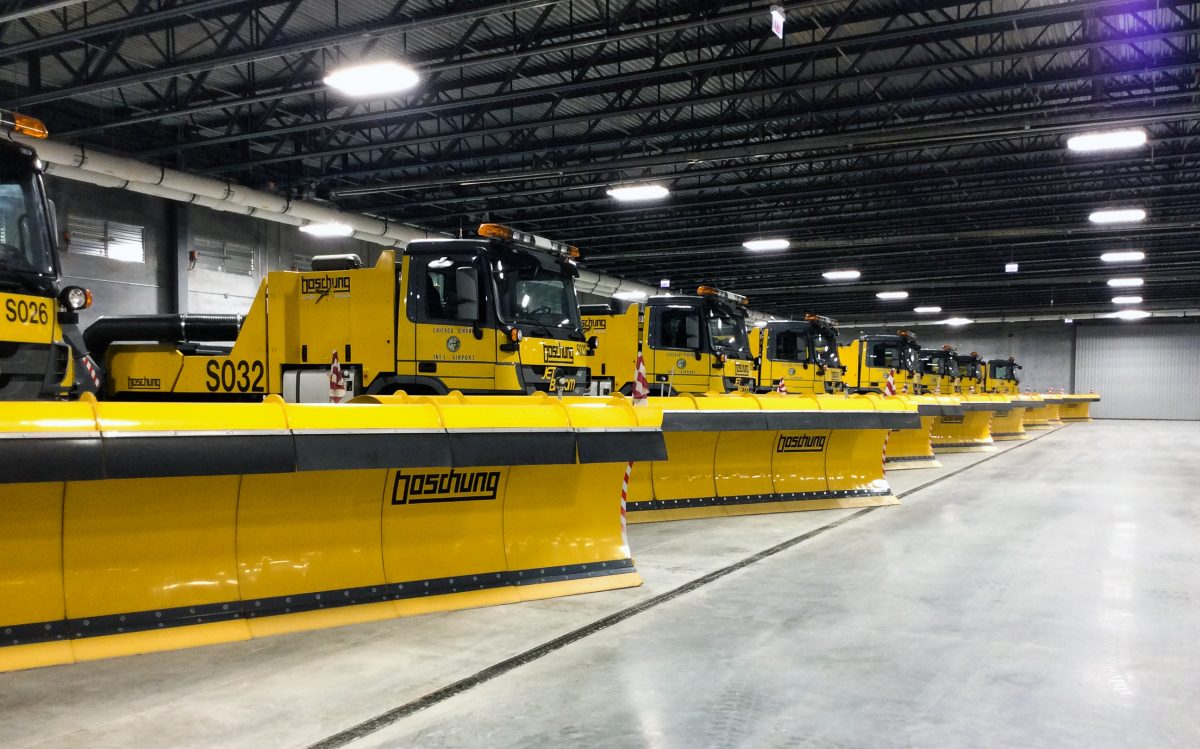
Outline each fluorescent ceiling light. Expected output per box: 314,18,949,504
1005,262,1019,273
913,306,942,313
1067,128,1147,153
1089,208,1146,224
606,183,669,201
822,269,860,281
943,317,973,326
876,291,909,300
1100,251,1145,263
613,290,648,301
1111,309,1151,320
300,222,354,238
324,61,420,97
1107,277,1143,288
1112,296,1142,304
1063,318,1074,324
742,238,790,251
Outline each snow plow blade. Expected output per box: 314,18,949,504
0,393,659,672
1059,393,1101,422
617,392,917,523
882,394,946,470
930,394,1014,453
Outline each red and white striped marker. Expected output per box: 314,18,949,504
619,349,652,556
777,377,788,395
330,351,346,403
81,355,101,390
883,369,896,396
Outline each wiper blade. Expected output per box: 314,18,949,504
513,316,555,338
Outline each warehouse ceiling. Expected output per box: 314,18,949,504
2,0,1198,323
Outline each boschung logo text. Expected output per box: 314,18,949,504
391,469,502,504
776,434,827,453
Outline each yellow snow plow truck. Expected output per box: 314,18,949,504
89,224,596,400
0,111,93,400
749,314,844,394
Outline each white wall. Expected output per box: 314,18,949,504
1076,323,1200,420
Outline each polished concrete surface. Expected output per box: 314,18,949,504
3,421,1197,748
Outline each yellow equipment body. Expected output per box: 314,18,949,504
0,393,661,672
614,392,917,523
1021,394,1056,429
750,316,844,395
94,234,595,401
582,290,755,395
1058,393,1101,421
1,290,76,398
840,331,940,469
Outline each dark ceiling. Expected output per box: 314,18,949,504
2,0,1198,322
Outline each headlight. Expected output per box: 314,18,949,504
60,285,92,310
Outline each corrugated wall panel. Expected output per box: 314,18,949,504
1075,323,1200,420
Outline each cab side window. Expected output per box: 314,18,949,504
418,256,481,323
772,331,808,362
870,343,898,368
652,307,701,350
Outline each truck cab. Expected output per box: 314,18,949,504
840,330,922,394
918,345,961,394
955,351,987,394
582,286,754,395
96,223,593,400
0,111,91,400
750,314,843,394
985,357,1022,395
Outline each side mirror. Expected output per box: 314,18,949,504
471,321,484,341
587,335,599,353
752,356,761,368
693,349,703,361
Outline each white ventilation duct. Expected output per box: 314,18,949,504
14,133,771,319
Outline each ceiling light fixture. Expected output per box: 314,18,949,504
1100,251,1145,263
742,238,790,251
943,317,973,326
613,290,648,301
913,306,942,313
606,183,669,201
1005,262,1019,273
1112,296,1143,305
1089,208,1146,224
1066,128,1148,153
876,291,909,300
1111,309,1151,321
324,61,420,97
1063,318,1074,324
1107,277,1144,288
822,269,860,281
300,222,354,238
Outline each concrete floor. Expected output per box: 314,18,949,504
3,420,1198,748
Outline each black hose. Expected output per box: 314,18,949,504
83,314,243,362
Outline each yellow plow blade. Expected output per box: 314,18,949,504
990,396,1039,440
1059,393,1100,422
880,394,942,470
0,393,659,672
929,395,1000,453
621,392,917,524
1021,394,1055,429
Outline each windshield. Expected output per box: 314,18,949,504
869,341,905,370
813,331,840,367
0,169,55,282
492,259,582,336
991,362,1016,380
704,298,750,357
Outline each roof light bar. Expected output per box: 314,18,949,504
803,312,839,328
0,110,48,138
1067,129,1147,153
478,223,580,258
697,285,749,305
